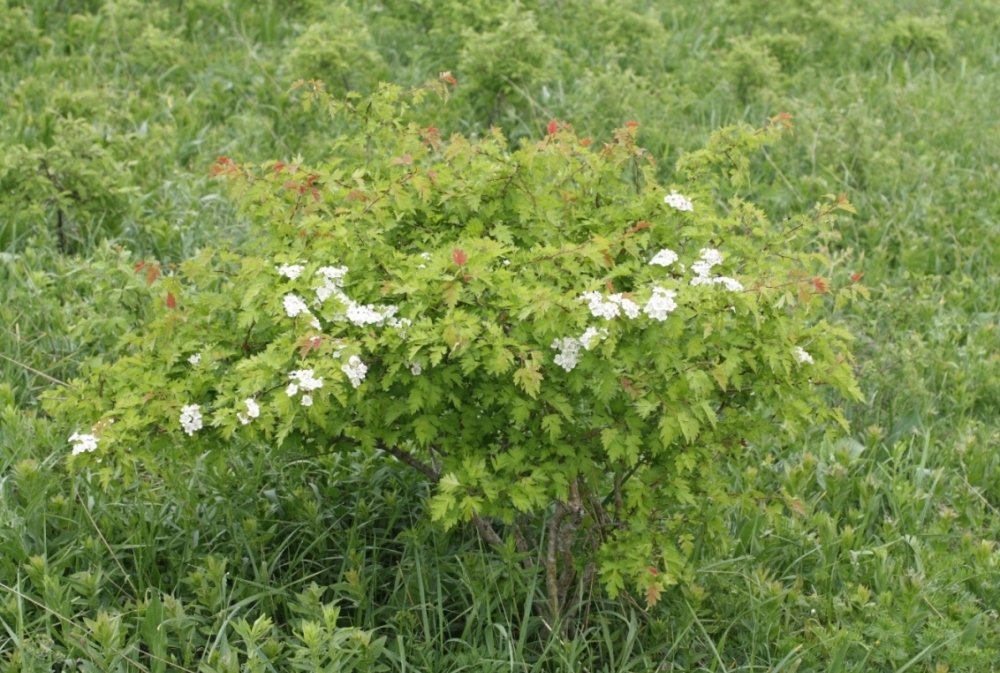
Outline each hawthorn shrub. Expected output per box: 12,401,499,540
49,80,861,620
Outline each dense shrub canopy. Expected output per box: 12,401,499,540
50,82,860,603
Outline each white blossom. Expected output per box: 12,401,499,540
341,355,367,388
310,317,322,330
276,263,305,280
410,361,423,375
317,265,349,283
286,383,299,396
551,337,582,372
617,295,641,319
300,394,313,407
283,294,311,318
238,398,260,425
580,292,641,320
794,347,814,365
188,353,202,366
315,266,349,303
649,249,679,267
288,369,324,392
579,326,609,350
179,404,203,436
690,249,741,291
664,191,694,211
644,287,678,321
713,276,744,292
699,248,723,267
69,432,99,456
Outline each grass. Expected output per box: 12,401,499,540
4,0,1000,670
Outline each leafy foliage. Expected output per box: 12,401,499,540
48,81,859,617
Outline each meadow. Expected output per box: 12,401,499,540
2,0,1000,670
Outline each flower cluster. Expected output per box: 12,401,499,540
69,432,98,455
283,294,311,318
312,265,411,330
643,287,678,321
552,326,610,372
315,265,349,303
188,353,201,366
690,248,743,291
341,355,367,388
276,263,305,280
552,337,582,372
283,293,322,329
237,398,260,425
287,369,323,406
180,404,203,436
649,248,679,267
580,292,641,320
410,361,423,375
664,191,694,211
794,346,814,365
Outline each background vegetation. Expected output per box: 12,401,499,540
2,0,1000,670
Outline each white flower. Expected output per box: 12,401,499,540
579,326,609,350
794,347,814,365
316,265,349,283
301,394,313,407
649,249,679,267
69,432,99,456
502,259,511,266
616,295,641,319
712,276,744,292
664,191,694,211
237,398,260,425
341,355,367,388
410,361,423,375
310,317,322,330
580,292,641,320
419,252,431,260
179,404,203,436
643,287,678,321
345,303,385,326
551,337,582,372
690,249,740,290
313,266,349,304
288,369,324,392
276,263,305,280
188,353,202,366
286,383,299,396
283,294,311,318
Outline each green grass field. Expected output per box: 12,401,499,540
3,0,1000,670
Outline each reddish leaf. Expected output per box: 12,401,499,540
647,566,660,576
166,292,177,309
391,154,414,166
145,263,161,286
439,71,457,86
452,248,468,266
645,582,663,608
580,137,593,147
851,272,864,283
273,162,285,172
626,120,640,129
812,277,829,293
547,119,559,135
299,336,323,357
133,261,146,274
